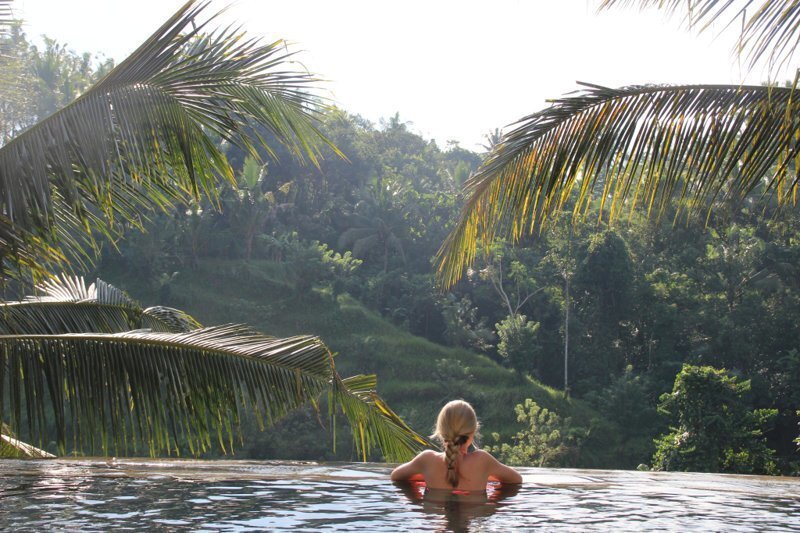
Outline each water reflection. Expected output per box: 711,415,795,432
1,459,798,531
395,480,521,532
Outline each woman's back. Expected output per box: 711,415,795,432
417,449,492,491
392,448,521,491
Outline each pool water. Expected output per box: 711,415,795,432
1,459,798,531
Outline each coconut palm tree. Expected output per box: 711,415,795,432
0,0,337,282
339,182,408,273
436,0,800,288
0,0,427,460
479,128,504,153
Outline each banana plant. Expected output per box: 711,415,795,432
0,276,429,460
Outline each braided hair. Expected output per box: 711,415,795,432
432,400,479,488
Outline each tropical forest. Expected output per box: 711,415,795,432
1,0,799,486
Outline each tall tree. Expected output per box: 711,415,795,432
652,364,777,474
339,182,407,273
222,156,292,261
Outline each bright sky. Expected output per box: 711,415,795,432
14,0,787,151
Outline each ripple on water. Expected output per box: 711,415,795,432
1,459,799,531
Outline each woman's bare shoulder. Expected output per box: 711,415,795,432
470,449,494,461
418,449,440,460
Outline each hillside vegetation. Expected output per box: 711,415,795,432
100,258,622,466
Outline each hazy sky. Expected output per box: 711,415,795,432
14,0,784,150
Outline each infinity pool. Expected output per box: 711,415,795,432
1,459,798,531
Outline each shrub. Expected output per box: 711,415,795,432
489,398,587,467
651,364,777,474
496,314,541,375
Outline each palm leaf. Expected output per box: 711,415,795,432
436,83,800,288
0,0,337,274
330,374,433,462
0,324,427,459
601,0,800,73
1,428,55,458
1,434,54,458
0,274,200,334
141,305,203,333
0,215,68,281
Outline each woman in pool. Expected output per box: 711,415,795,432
391,400,522,491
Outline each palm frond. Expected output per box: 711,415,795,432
600,0,800,73
436,82,800,288
0,325,327,455
0,274,201,334
0,0,337,272
142,305,203,332
1,433,55,458
0,215,68,281
330,374,433,462
0,324,426,459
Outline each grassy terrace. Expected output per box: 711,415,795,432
101,258,622,466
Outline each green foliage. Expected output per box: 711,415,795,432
338,184,408,273
432,357,475,401
585,366,660,468
283,236,362,298
0,26,113,142
29,37,113,121
321,246,363,301
439,294,495,352
436,81,800,290
651,364,778,474
221,156,277,261
796,410,799,448
101,258,620,466
476,239,543,317
20,0,800,474
105,163,800,471
489,398,587,467
576,230,633,319
62,35,799,472
452,160,471,188
495,314,541,375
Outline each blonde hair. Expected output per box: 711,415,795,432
432,400,479,487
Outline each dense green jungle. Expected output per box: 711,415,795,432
2,18,799,475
